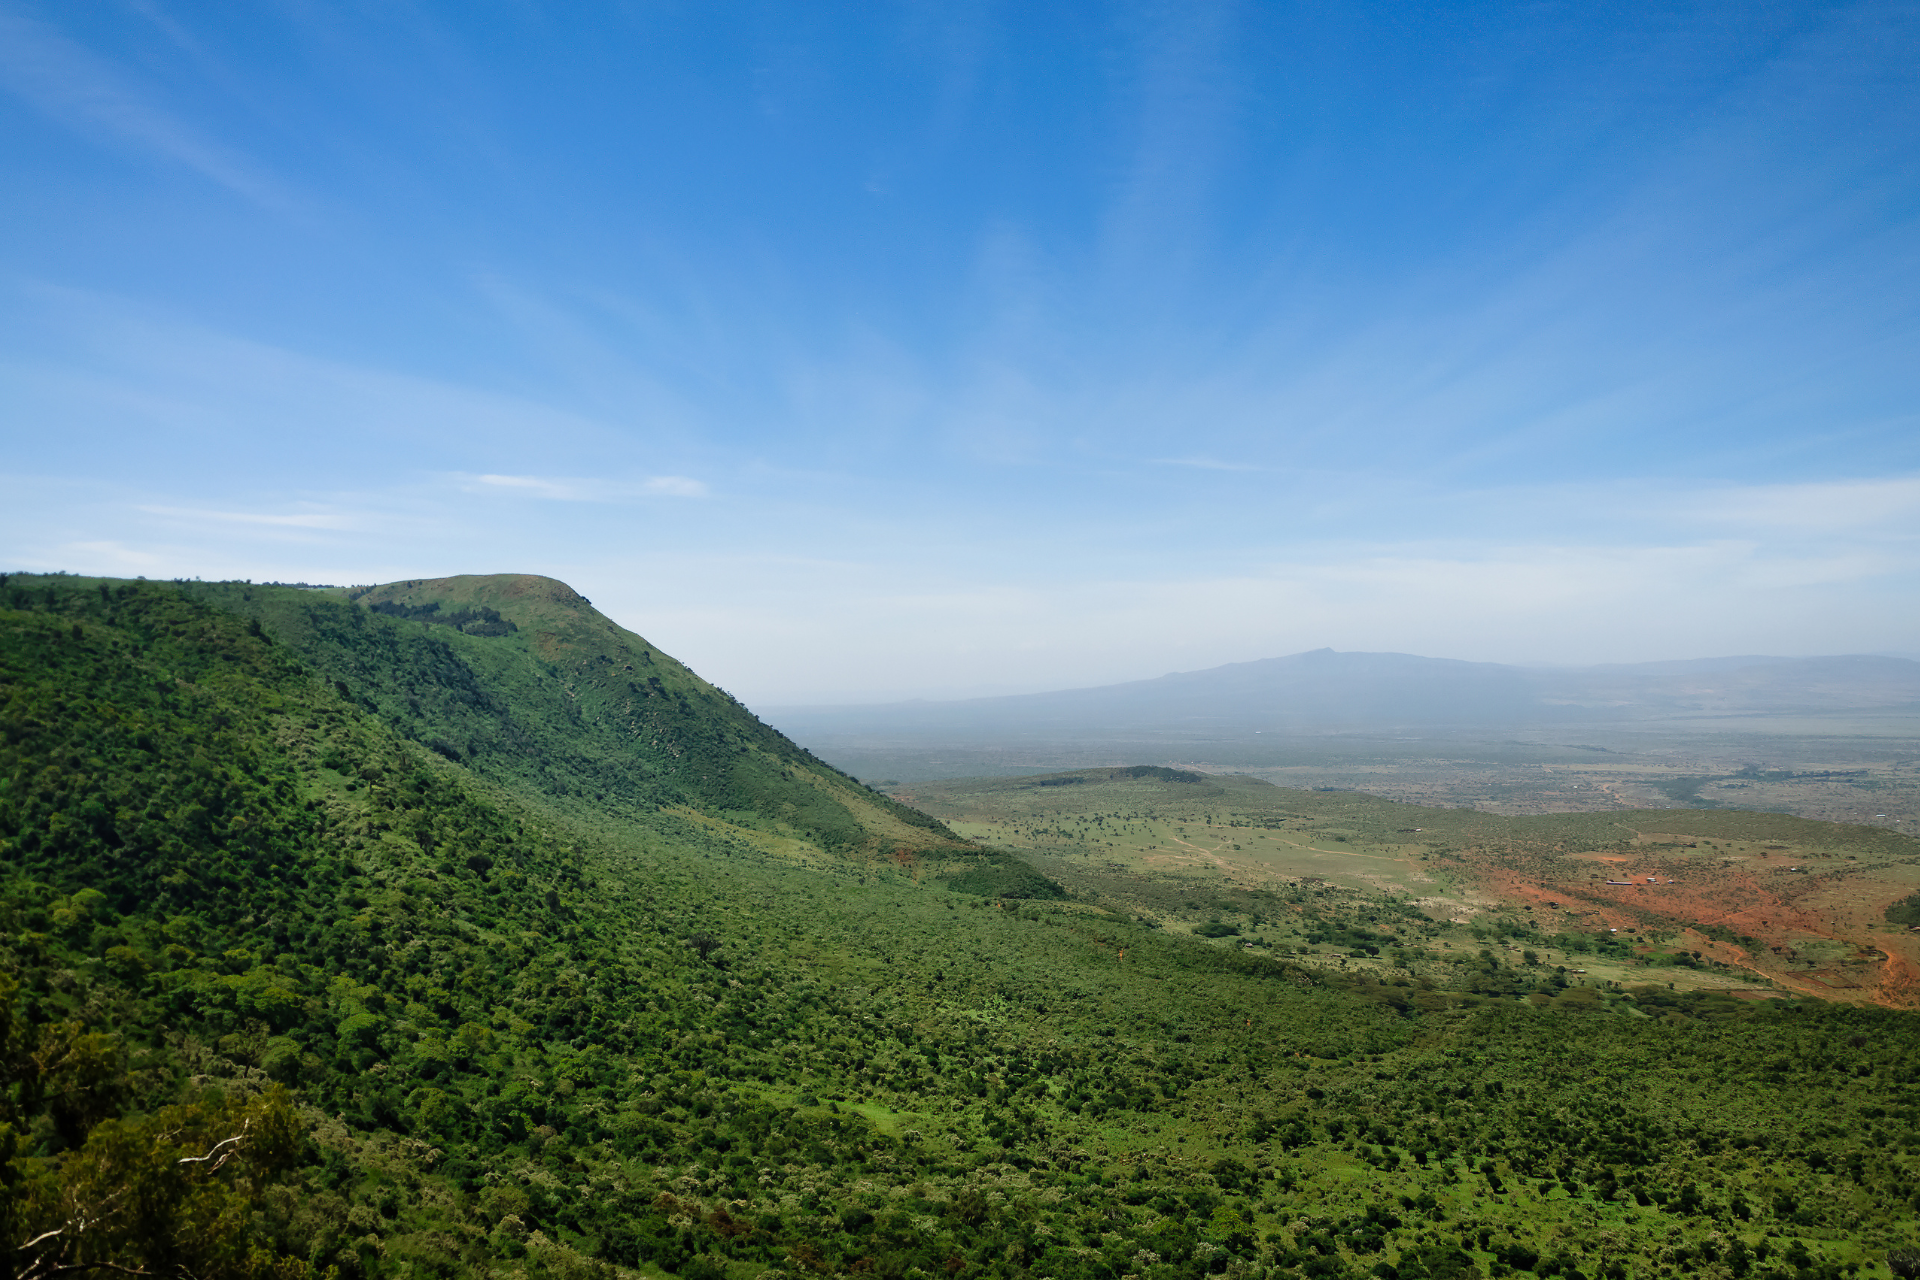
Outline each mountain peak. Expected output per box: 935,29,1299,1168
352,572,594,616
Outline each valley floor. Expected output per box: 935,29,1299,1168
899,770,1920,1010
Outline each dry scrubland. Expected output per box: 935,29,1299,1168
818,736,1920,836
1224,749,1920,833
895,769,1920,1008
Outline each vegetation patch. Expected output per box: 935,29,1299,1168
940,852,1069,899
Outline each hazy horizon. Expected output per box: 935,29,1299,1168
4,2,1917,705
752,644,1920,712
757,645,1920,710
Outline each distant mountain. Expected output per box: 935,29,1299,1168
770,648,1920,740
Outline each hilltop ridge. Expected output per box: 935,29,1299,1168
207,572,964,860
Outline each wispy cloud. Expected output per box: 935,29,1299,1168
640,476,710,498
1678,475,1920,534
60,540,169,572
0,7,297,211
1098,0,1241,305
1,286,642,472
136,505,363,530
459,473,709,501
116,501,431,551
1151,455,1266,472
464,475,590,500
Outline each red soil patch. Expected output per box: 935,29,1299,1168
1453,850,1920,1008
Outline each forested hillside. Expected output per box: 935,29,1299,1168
198,573,958,858
2,574,1918,1280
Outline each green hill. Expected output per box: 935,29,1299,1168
2,573,1918,1280
199,572,962,859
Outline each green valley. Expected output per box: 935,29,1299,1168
2,574,1919,1280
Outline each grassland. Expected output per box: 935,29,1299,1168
807,727,1920,835
897,768,1920,1008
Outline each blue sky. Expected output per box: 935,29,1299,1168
3,1,1917,703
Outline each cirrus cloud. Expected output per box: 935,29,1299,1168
459,473,709,501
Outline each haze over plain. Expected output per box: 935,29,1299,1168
2,1,1917,703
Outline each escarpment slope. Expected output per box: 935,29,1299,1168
220,572,964,858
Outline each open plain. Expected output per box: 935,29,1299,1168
895,768,1920,1009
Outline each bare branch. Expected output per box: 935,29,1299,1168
176,1120,250,1172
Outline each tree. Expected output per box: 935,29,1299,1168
8,1088,307,1280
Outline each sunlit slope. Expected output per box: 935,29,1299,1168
212,573,963,858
